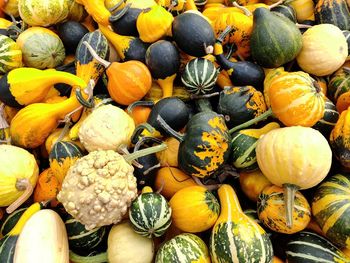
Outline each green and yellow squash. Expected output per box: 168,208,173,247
328,64,350,104
315,0,350,30
0,206,27,237
312,98,339,136
312,173,350,249
0,35,22,74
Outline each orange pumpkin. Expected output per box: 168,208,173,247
126,105,152,126
33,168,60,207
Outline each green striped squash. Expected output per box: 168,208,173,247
315,0,350,30
0,207,27,237
244,209,272,236
312,173,350,249
328,65,350,103
271,4,297,22
65,215,107,252
181,58,218,95
286,231,350,263
0,35,22,74
18,0,70,27
230,122,280,171
312,98,339,136
129,192,172,238
344,30,350,54
155,233,211,263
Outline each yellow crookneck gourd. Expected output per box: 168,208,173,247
75,0,112,25
0,68,87,108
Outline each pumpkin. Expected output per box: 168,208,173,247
256,126,332,228
250,7,302,68
156,233,211,263
127,105,152,126
66,0,87,21
210,184,273,263
239,169,272,202
257,185,311,234
296,24,348,76
18,0,70,27
284,0,315,22
33,168,60,207
312,173,350,249
0,35,22,74
169,186,220,233
154,167,197,199
16,27,66,69
156,137,179,167
330,107,350,168
315,0,350,30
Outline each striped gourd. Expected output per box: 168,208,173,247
181,58,218,95
286,231,350,263
155,233,211,263
244,209,272,236
344,31,350,54
129,192,172,238
230,122,280,171
65,215,107,252
328,65,350,103
210,184,273,263
18,0,70,27
312,98,339,136
312,173,350,249
315,0,350,30
194,0,208,6
0,35,22,74
0,207,27,236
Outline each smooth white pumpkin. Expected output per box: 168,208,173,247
14,209,69,263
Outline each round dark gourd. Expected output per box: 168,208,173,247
270,4,297,22
109,7,142,37
172,12,215,57
57,21,89,54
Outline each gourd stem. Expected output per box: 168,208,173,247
268,0,284,9
75,79,95,108
134,136,164,153
0,103,9,129
127,101,154,115
56,120,72,142
6,178,34,214
283,183,300,228
296,23,312,29
109,3,132,22
125,143,168,163
131,123,156,145
156,115,184,142
69,251,108,263
343,67,350,74
231,1,252,16
83,41,111,68
195,98,213,112
190,92,220,100
192,176,221,191
216,26,232,44
229,108,273,134
109,0,125,12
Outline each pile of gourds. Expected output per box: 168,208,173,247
0,0,349,262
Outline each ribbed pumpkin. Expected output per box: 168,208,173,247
315,0,350,30
256,126,332,228
129,192,172,238
312,173,350,249
257,185,311,234
296,24,348,76
330,107,350,168
18,0,70,27
169,186,220,233
0,35,22,74
156,233,211,263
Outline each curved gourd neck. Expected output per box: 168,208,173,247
214,43,234,71
216,184,244,223
156,74,176,99
44,70,87,89
53,95,82,119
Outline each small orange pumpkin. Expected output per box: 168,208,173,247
33,168,60,207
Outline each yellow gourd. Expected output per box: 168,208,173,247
239,170,272,202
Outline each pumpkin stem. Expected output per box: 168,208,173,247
83,41,111,68
190,92,220,100
109,3,132,22
229,108,273,134
124,143,168,163
295,23,312,29
268,0,284,9
118,146,143,169
312,80,322,93
217,26,232,44
131,123,157,145
6,178,34,214
127,101,154,115
156,115,185,142
283,183,300,228
231,1,252,16
69,251,108,263
109,0,126,12
56,120,72,143
192,176,221,191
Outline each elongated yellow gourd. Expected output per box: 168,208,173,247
77,0,111,25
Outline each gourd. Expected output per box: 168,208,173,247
271,4,297,22
33,168,60,206
250,7,302,68
156,233,211,263
296,24,348,76
0,68,89,108
210,184,273,263
0,145,39,214
157,111,231,179
83,41,152,105
16,27,66,69
67,0,87,21
256,126,332,228
0,206,27,236
78,104,135,152
330,107,350,168
257,185,311,234
2,0,19,17
57,21,89,54
127,104,152,126
18,0,69,26
108,221,154,263
136,5,173,43
312,98,339,136
286,231,350,263
326,64,350,104
169,185,220,233
239,169,272,202
109,3,142,36
129,191,172,238
145,40,180,98
312,173,350,249
0,35,22,74
14,209,69,263
76,0,112,26
154,167,197,199
144,82,191,102
315,0,350,30
229,122,280,171
284,0,315,22
156,137,179,167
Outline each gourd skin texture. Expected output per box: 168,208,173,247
256,126,332,189
0,35,22,74
296,24,348,76
78,104,135,152
0,145,38,206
